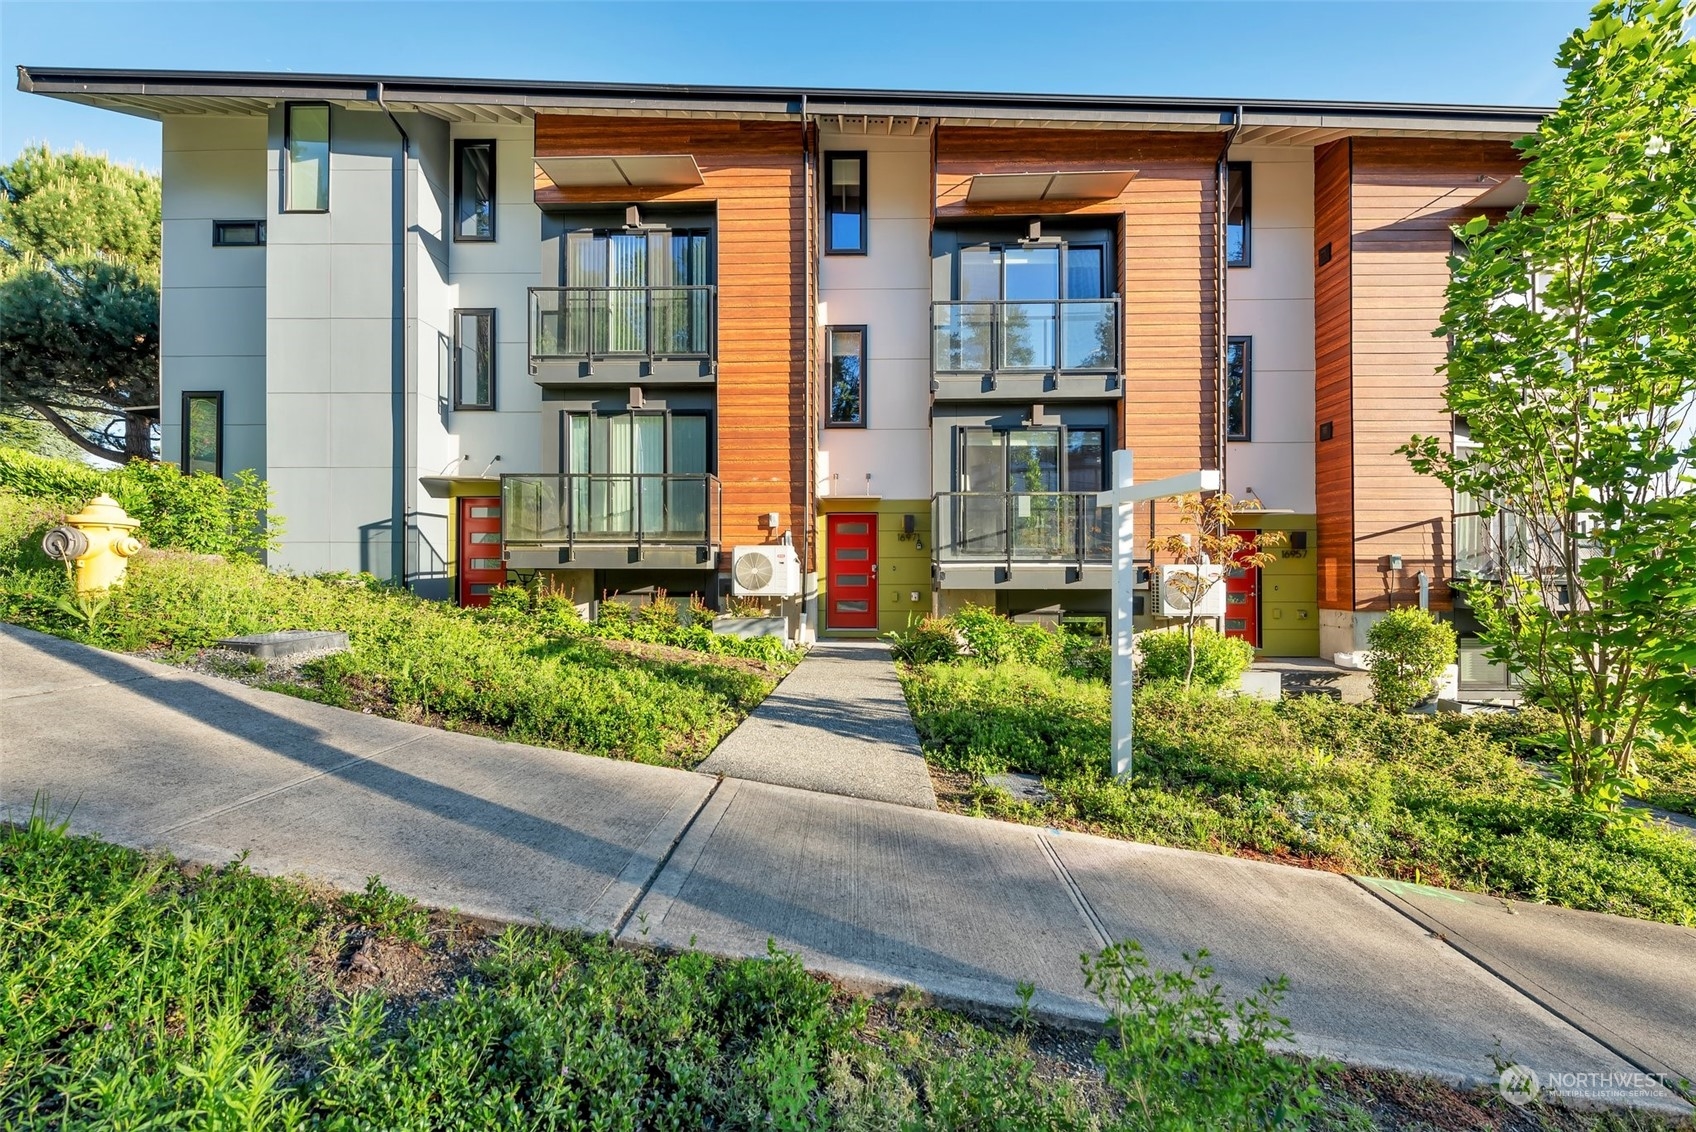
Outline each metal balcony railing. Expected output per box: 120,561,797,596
931,298,1121,375
932,491,1111,570
501,473,722,556
530,286,716,361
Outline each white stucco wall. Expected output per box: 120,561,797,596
816,131,933,503
159,115,268,480
1225,145,1316,514
440,124,544,480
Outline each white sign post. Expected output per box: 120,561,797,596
1096,450,1221,780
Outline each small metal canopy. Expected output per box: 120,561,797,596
965,169,1137,203
534,154,705,190
1468,175,1527,209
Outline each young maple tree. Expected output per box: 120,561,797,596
1147,492,1283,689
1405,0,1696,809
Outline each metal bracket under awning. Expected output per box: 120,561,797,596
534,154,705,190
964,169,1137,204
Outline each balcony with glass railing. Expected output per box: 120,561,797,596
931,491,1111,587
930,298,1122,399
529,286,716,383
500,472,723,569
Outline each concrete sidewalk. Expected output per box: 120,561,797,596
697,640,937,809
3,624,1690,1113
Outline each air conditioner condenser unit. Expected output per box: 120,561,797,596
731,545,802,598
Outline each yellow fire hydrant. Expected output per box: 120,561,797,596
42,494,143,593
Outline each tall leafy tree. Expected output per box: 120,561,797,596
1406,0,1696,809
0,144,162,463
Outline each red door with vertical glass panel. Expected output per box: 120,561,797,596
1224,529,1260,648
457,496,505,607
827,514,879,629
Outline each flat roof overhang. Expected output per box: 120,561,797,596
17,65,1547,140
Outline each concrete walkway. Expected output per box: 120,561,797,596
2,624,1690,1113
697,640,937,809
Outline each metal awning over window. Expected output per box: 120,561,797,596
1468,175,1527,209
964,169,1136,204
534,154,705,190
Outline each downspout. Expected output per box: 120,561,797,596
800,93,818,635
1215,105,1244,503
375,82,416,590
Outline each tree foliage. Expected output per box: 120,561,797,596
1147,493,1283,690
1405,0,1696,809
0,145,162,463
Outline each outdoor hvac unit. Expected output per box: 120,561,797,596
731,545,802,598
1154,564,1227,619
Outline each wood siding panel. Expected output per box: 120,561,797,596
533,116,806,561
1347,138,1520,611
935,127,1220,549
1313,140,1354,611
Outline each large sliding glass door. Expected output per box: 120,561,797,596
954,425,1108,558
934,237,1116,374
562,229,711,356
564,411,711,539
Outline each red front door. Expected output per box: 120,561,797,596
1224,529,1260,648
457,496,506,607
826,513,878,629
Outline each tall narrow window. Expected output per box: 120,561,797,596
182,392,223,477
454,309,496,410
827,326,866,427
454,139,496,241
825,152,867,255
284,103,330,212
1226,162,1251,267
1226,336,1251,440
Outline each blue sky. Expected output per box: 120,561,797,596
5,1,1592,171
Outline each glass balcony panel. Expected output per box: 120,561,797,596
529,287,713,360
934,492,1111,564
501,474,719,546
1061,301,1117,369
933,302,996,372
1001,302,1057,369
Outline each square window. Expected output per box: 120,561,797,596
454,309,496,410
825,152,867,255
454,139,496,242
826,326,866,427
284,103,330,212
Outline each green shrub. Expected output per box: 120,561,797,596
0,446,276,560
950,604,1064,668
1366,608,1458,713
1136,625,1254,689
887,615,964,666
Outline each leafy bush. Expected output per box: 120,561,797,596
887,615,965,666
0,446,275,560
1136,625,1254,690
1085,940,1327,1131
1366,608,1458,713
950,604,1064,668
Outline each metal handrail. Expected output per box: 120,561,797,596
930,491,1111,571
529,285,716,361
501,472,723,553
930,297,1122,375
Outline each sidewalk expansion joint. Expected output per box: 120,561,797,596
154,735,428,837
609,776,722,937
1346,874,1692,1104
1037,833,1112,950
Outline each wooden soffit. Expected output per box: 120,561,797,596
964,169,1137,204
534,154,705,190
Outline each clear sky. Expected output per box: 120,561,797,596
4,0,1593,171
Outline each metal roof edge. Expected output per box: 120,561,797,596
16,64,1554,127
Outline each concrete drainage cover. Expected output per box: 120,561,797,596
215,630,349,660
988,772,1051,804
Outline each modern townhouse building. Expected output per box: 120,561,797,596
19,66,1539,664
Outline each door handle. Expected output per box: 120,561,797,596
871,563,879,576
